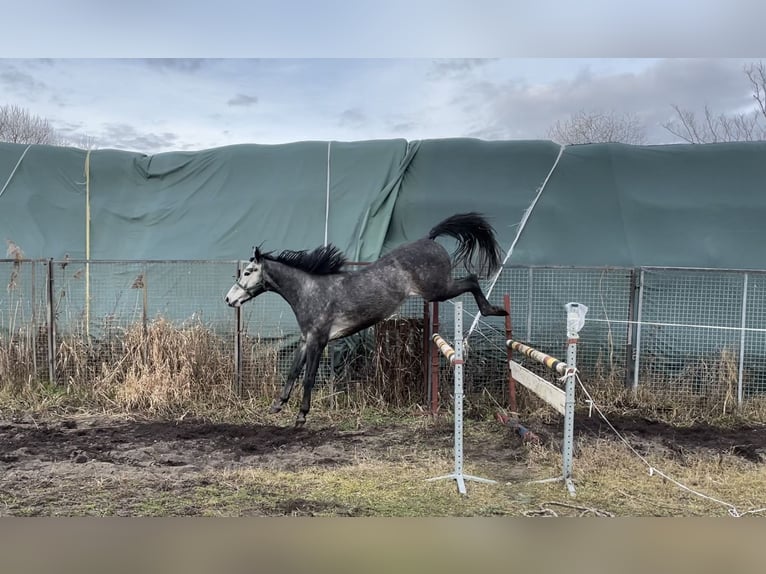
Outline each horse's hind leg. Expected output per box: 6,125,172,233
428,275,507,317
270,341,306,413
296,336,326,427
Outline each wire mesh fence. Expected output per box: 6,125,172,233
2,258,766,417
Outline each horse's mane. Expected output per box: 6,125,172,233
260,244,347,275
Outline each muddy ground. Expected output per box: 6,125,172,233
1,411,764,516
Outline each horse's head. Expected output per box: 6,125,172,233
224,246,267,307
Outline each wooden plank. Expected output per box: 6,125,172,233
509,361,565,416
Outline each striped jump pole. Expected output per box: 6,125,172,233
427,301,496,495
506,302,588,498
508,340,568,376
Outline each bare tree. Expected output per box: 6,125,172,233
63,133,100,150
0,104,62,145
663,61,766,143
549,109,647,145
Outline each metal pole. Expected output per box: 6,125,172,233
504,294,517,411
430,302,440,416
738,273,749,406
632,269,645,392
562,301,585,498
141,265,148,362
453,302,465,493
234,262,243,396
46,259,56,386
426,301,496,494
31,259,38,378
563,338,577,497
519,302,585,497
526,268,533,341
141,264,148,338
422,300,431,408
625,268,638,388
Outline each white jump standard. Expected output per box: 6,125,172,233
427,301,496,495
506,302,588,497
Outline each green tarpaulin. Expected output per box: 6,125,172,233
2,137,766,385
3,138,766,269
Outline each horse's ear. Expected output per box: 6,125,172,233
251,245,262,262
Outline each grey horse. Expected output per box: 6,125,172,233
225,212,507,426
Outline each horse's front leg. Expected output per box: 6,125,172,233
270,340,306,413
295,337,326,428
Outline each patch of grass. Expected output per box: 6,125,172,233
2,412,765,516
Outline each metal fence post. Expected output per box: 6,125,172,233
625,268,639,388
422,300,431,406
46,258,56,386
31,259,38,378
234,261,243,396
526,268,533,341
632,269,645,392
738,273,749,406
430,302,440,415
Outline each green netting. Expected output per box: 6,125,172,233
3,138,766,381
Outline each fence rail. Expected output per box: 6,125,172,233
2,258,766,414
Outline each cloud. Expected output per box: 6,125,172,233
54,120,86,134
227,93,259,107
142,59,207,73
338,108,366,127
459,59,757,143
97,123,180,152
0,67,47,96
429,58,492,78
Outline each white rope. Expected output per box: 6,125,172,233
0,144,32,199
586,316,766,334
450,299,766,517
466,143,567,340
324,141,332,247
443,299,509,356
574,372,762,517
558,367,578,382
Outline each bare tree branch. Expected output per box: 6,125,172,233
61,133,100,150
663,60,766,143
548,109,646,145
0,104,62,145
745,61,766,119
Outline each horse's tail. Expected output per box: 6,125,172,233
427,212,503,277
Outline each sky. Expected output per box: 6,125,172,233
0,2,764,154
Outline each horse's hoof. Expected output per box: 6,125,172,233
269,403,283,414
294,413,306,428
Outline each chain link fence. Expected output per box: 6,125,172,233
2,259,766,416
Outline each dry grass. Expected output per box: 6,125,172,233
3,310,766,430
516,347,766,427
113,318,234,411
156,417,766,517
0,327,38,387
1,317,261,417
521,437,766,517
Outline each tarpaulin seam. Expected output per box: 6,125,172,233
0,144,32,199
324,141,331,246
466,143,567,340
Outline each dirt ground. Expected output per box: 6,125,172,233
1,410,765,516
